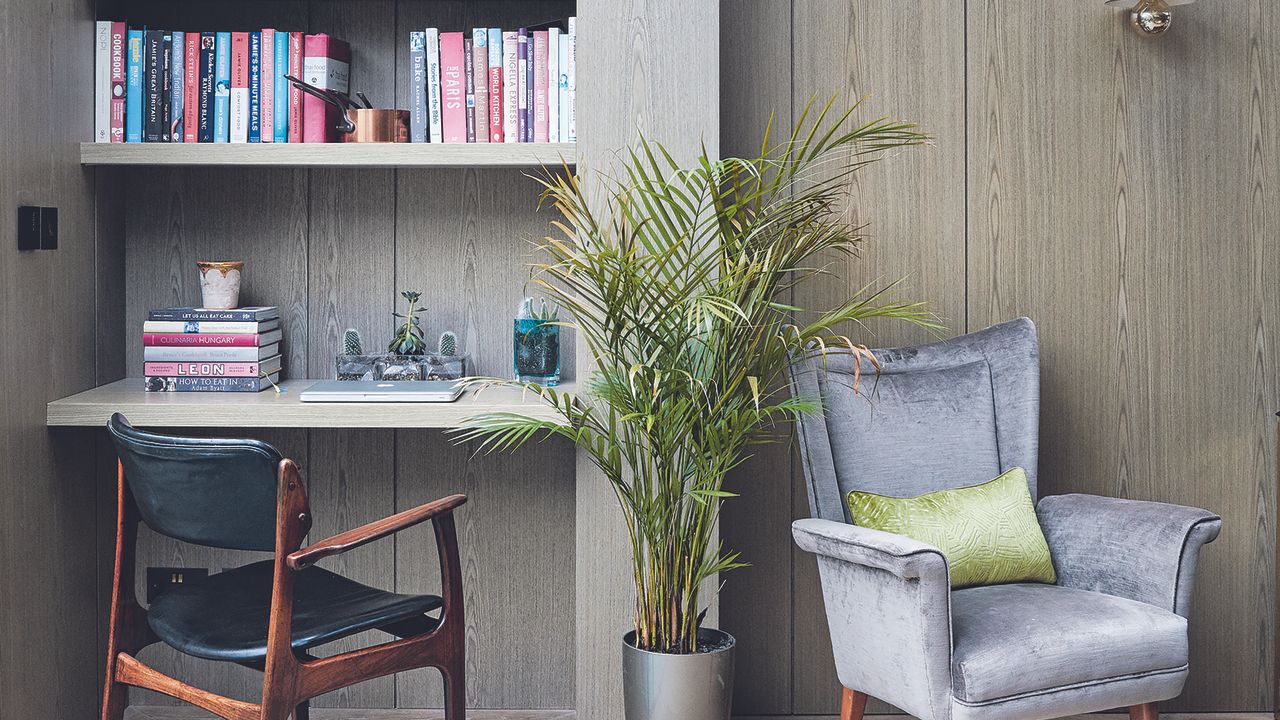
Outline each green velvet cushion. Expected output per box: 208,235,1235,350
846,467,1056,588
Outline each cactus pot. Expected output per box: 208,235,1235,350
622,628,735,720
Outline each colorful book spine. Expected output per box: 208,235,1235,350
125,29,143,142
183,32,199,143
408,31,427,143
557,30,569,143
487,28,503,143
148,307,279,321
143,359,282,378
214,32,231,143
142,320,279,334
144,330,282,347
525,28,535,141
109,22,127,142
302,34,351,143
471,30,488,142
260,29,274,143
287,32,304,143
439,32,466,143
161,34,173,142
547,27,559,143
516,29,527,143
248,32,262,143
425,28,443,143
169,31,184,142
144,344,279,362
567,17,576,143
143,30,164,142
463,36,475,142
197,32,216,142
229,32,250,143
273,31,289,142
95,21,111,142
533,30,548,143
502,31,518,143
144,375,279,393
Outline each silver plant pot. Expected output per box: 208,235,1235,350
622,628,735,720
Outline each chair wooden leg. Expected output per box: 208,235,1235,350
101,674,128,720
1129,703,1158,720
293,700,309,720
441,658,466,720
841,688,868,720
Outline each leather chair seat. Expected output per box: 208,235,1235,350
148,560,443,663
949,583,1188,705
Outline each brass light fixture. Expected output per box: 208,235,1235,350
1105,0,1195,35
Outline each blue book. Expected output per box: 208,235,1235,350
170,31,184,142
273,32,289,142
125,29,144,142
248,32,261,142
213,32,231,143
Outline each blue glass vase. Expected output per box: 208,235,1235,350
513,318,560,385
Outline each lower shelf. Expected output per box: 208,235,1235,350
125,708,574,720
47,378,572,429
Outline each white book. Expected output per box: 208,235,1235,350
426,28,443,143
230,87,249,142
95,21,112,143
142,319,280,334
557,33,570,142
567,17,576,143
144,343,280,362
502,32,518,143
547,27,559,143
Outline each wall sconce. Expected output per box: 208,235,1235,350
1105,0,1194,35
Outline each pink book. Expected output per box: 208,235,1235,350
302,33,351,143
487,37,503,143
533,31,548,143
144,361,272,377
109,22,127,142
439,32,466,143
144,330,281,347
260,29,274,142
183,33,199,143
288,32,304,143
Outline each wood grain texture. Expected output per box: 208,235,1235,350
80,143,577,169
967,0,1279,711
393,432,575,709
575,2,719,718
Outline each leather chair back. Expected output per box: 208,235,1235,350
107,413,284,551
787,318,1041,523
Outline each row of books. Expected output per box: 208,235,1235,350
94,23,353,143
143,307,282,392
407,22,576,144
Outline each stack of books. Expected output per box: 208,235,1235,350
407,21,576,144
93,23,353,144
143,307,282,393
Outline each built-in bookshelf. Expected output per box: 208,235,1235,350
80,141,577,167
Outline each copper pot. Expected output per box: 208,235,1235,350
342,109,410,143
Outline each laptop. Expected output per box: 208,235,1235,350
299,380,464,403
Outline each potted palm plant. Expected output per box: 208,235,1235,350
453,101,938,720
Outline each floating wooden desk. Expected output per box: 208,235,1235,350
47,379,573,429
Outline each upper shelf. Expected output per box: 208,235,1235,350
80,142,577,169
48,378,574,429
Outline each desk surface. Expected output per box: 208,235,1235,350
47,379,573,429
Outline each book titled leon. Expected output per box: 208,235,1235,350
143,307,282,392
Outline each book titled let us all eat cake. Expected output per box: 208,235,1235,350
143,306,281,392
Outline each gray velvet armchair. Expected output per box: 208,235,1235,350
788,318,1221,720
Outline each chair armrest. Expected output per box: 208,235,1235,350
792,519,953,720
1037,493,1221,616
288,494,467,570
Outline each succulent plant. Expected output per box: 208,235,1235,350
388,290,428,355
342,328,363,356
438,330,457,357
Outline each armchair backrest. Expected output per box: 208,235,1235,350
788,318,1041,523
107,413,285,551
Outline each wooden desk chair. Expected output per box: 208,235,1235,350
101,413,467,720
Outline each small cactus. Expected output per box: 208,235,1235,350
438,330,457,357
343,328,363,356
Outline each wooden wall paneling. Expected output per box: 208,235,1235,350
787,1,967,715
717,0,795,716
393,432,575,710
967,1,1278,711
575,2,719,719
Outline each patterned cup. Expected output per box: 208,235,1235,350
197,261,244,309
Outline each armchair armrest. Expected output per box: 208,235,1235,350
1037,493,1221,616
288,494,467,570
792,519,953,720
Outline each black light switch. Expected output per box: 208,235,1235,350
40,206,57,250
17,205,40,250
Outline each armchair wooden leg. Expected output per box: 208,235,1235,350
441,657,466,720
1129,703,1158,720
293,700,309,720
841,688,868,720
